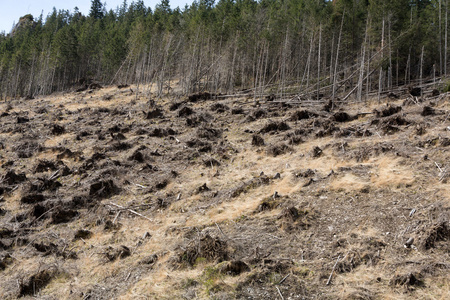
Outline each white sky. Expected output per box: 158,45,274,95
0,0,191,34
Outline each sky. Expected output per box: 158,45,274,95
0,0,191,33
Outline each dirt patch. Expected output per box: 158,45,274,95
178,105,195,117
421,106,436,116
51,124,65,135
188,92,216,102
266,143,292,157
210,103,229,113
246,109,267,121
149,127,176,137
104,245,131,261
186,114,211,127
129,150,145,162
197,127,222,140
333,111,354,122
144,108,164,119
19,267,61,297
311,146,323,158
2,170,27,185
73,229,93,241
279,206,317,232
389,272,424,287
219,260,250,276
251,134,265,146
203,158,221,167
51,209,79,224
290,110,317,121
28,178,62,192
186,139,212,152
20,193,45,204
231,107,245,114
259,121,290,134
89,180,120,199
56,148,83,160
419,220,449,250
374,104,402,117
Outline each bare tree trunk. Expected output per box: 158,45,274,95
333,9,345,100
420,45,424,98
358,18,369,102
405,49,411,85
317,24,322,100
378,18,385,104
446,0,448,77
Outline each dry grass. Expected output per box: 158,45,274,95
0,86,448,299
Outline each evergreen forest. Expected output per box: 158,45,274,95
0,0,448,100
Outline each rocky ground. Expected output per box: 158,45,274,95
0,85,449,299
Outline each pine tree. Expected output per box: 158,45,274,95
90,0,104,20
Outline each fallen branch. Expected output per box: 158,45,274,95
276,286,284,300
215,222,228,240
278,273,290,285
326,255,341,286
108,202,153,222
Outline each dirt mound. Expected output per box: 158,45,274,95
186,114,208,127
51,209,79,224
178,105,195,117
148,127,176,137
290,110,317,121
210,103,229,113
251,134,265,146
33,160,61,173
19,267,61,297
197,127,222,140
188,92,216,102
104,245,131,261
419,220,449,250
409,86,422,96
128,150,145,162
20,193,45,204
231,107,245,114
333,111,354,122
89,180,120,199
374,104,401,117
51,124,65,135
259,121,290,134
421,106,436,116
186,139,212,152
219,260,250,276
2,170,27,185
144,108,164,119
390,272,424,287
266,143,292,157
246,108,267,121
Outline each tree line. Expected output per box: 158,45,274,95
0,0,447,100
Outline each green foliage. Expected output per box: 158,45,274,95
90,0,104,20
200,265,223,295
0,0,448,99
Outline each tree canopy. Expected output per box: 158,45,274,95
0,0,448,99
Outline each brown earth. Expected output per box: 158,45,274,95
0,86,449,299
